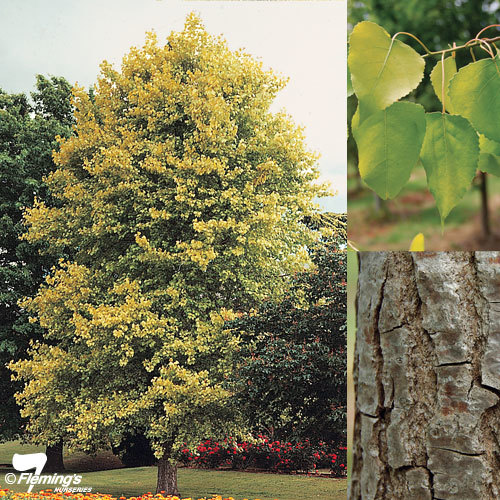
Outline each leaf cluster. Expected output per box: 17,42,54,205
348,21,500,223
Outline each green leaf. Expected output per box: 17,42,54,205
479,154,500,176
353,101,426,199
420,113,479,222
430,57,457,114
479,134,500,155
479,135,500,176
351,104,360,134
347,65,354,97
348,21,425,123
449,56,500,143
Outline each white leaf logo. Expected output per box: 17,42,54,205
12,453,47,492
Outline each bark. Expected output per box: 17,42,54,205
156,443,179,496
350,252,500,500
44,441,65,472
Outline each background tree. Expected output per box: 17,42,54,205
0,76,73,470
351,251,500,499
11,15,329,495
348,0,500,55
231,213,346,446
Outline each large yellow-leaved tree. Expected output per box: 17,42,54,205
11,14,329,495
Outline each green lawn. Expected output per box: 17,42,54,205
0,441,347,500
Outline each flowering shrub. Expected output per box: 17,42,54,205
0,490,268,500
179,437,347,476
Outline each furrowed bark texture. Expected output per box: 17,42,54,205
350,252,500,500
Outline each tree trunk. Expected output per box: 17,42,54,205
156,444,179,496
350,252,500,500
44,440,65,472
480,172,491,238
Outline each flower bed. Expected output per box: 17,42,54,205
179,437,347,476
0,490,265,500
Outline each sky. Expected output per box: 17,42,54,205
0,0,346,212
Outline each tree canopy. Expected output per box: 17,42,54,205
10,15,329,494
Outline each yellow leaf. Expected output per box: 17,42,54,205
409,233,425,251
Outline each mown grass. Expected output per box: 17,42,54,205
0,441,347,500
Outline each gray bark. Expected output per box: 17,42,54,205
350,252,500,500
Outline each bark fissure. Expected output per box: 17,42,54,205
468,253,488,388
436,361,470,367
467,377,474,400
372,272,389,498
425,459,435,499
429,446,485,457
373,275,388,414
480,383,500,399
359,411,379,419
380,323,408,335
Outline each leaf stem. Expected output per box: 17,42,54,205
347,240,359,252
476,24,500,39
477,39,495,58
422,36,500,58
441,51,446,114
392,32,433,54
